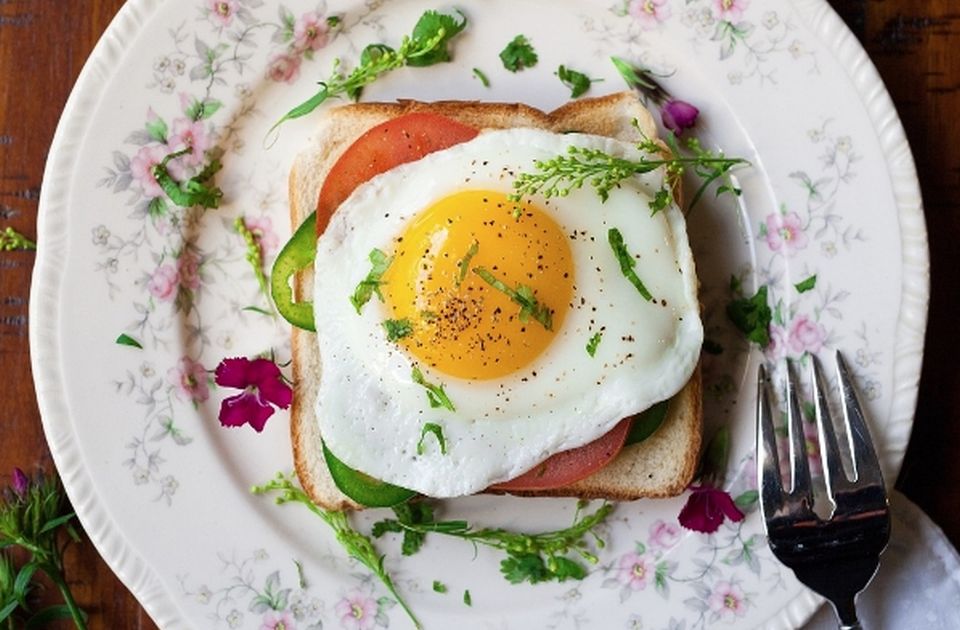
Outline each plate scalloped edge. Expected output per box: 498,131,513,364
29,0,929,628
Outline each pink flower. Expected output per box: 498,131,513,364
707,581,748,621
294,12,330,52
267,53,302,84
244,216,280,256
764,212,808,254
215,357,292,432
616,552,652,590
628,0,671,29
130,144,169,199
207,0,238,28
764,324,789,361
648,519,682,549
148,264,179,301
661,99,700,135
678,484,744,534
713,0,750,22
260,611,295,630
168,117,210,168
168,357,210,404
178,250,202,291
334,592,378,630
788,315,825,355
12,468,28,498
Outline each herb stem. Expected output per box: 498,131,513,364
45,564,87,630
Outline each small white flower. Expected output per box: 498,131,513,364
728,72,743,85
173,59,186,75
863,379,881,401
697,8,715,28
160,77,176,93
217,331,235,350
856,348,871,368
789,40,804,59
106,257,119,273
808,128,825,143
821,241,838,258
132,468,150,485
161,475,179,495
153,56,171,72
234,82,253,99
836,136,852,153
91,225,110,245
195,585,212,604
253,548,269,561
627,614,644,630
763,12,779,29
226,609,243,628
140,362,155,378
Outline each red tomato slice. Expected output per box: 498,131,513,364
315,112,480,235
489,419,633,492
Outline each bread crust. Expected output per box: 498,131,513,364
288,93,700,511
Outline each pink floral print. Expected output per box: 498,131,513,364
334,592,378,630
207,0,239,28
628,0,671,29
294,12,330,52
130,144,169,199
713,0,750,22
267,52,302,84
764,211,808,254
244,216,280,256
617,552,652,590
168,357,210,404
648,519,682,549
168,117,210,168
788,314,826,355
260,611,295,630
147,264,179,301
707,581,748,621
178,250,202,291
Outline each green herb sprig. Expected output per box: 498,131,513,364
417,423,447,455
234,217,272,310
607,228,654,301
350,248,392,314
411,366,456,411
0,228,36,252
270,10,467,133
252,473,421,630
556,65,600,98
499,35,538,72
372,501,613,585
152,148,223,209
472,267,553,330
383,318,413,341
726,282,772,347
511,130,748,212
0,469,87,629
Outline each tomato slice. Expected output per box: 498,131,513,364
316,112,480,235
489,419,633,492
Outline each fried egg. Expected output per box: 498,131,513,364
313,128,703,498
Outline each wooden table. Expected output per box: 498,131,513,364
1,0,957,627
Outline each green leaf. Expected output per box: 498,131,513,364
726,285,772,347
152,151,223,209
456,240,479,285
13,561,37,603
734,490,759,510
242,305,274,316
501,552,549,584
610,56,660,91
411,366,456,411
463,589,472,606
499,35,538,72
549,556,587,581
38,512,75,535
115,333,143,349
648,187,672,215
407,9,468,67
417,422,447,455
145,116,168,143
432,580,447,593
625,400,669,445
26,605,77,629
472,267,553,330
586,332,602,357
702,426,730,479
147,196,168,218
350,248,393,314
556,65,599,98
0,600,18,624
383,318,413,342
472,67,490,87
795,274,817,293
607,228,654,301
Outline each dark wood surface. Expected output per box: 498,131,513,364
0,0,957,627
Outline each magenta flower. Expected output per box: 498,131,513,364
616,552,652,590
788,315,826,355
267,53,302,84
334,592,378,630
628,0,671,29
260,611,295,630
294,12,330,52
207,0,238,28
12,468,28,498
713,0,751,22
148,264,180,301
130,144,169,199
168,117,210,168
678,484,745,534
244,216,280,256
648,519,682,549
177,250,202,291
168,357,210,404
215,357,292,432
707,580,748,621
661,99,700,135
764,211,808,254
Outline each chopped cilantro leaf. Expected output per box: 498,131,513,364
557,65,599,98
432,580,447,593
463,590,472,606
407,9,468,67
586,332,602,357
456,240,479,285
649,187,672,215
472,67,490,87
417,422,447,455
383,318,413,341
607,228,654,301
349,248,392,314
115,333,143,349
411,366,456,411
472,267,553,330
795,274,817,293
500,35,538,72
726,285,772,347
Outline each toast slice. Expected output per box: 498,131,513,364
289,93,702,511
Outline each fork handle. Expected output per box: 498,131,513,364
832,597,861,630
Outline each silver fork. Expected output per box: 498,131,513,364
757,351,891,630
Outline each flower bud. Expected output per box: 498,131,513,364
661,100,700,135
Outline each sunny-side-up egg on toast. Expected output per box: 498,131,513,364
309,121,703,500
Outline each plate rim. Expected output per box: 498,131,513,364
29,0,929,628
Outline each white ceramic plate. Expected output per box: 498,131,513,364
32,0,927,628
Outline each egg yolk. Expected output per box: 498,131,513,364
384,190,574,380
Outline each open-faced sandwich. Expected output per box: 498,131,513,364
276,91,704,511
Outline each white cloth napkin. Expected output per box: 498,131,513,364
802,491,960,629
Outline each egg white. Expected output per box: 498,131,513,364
313,128,703,498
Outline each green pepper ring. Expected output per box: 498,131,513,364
271,211,317,332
